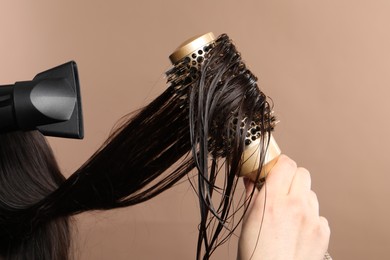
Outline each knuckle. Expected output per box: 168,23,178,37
320,217,331,233
278,154,297,170
288,196,307,216
309,190,318,203
289,195,303,207
297,167,311,184
309,190,320,208
316,217,331,239
297,167,310,177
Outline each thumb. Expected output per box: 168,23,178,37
243,177,259,203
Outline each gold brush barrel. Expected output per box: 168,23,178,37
169,32,282,184
239,134,281,184
169,32,216,64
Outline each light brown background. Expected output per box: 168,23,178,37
1,0,389,259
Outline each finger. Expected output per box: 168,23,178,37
242,179,256,222
309,190,320,216
243,178,260,213
289,167,311,195
266,154,297,195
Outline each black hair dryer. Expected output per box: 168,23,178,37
0,61,83,139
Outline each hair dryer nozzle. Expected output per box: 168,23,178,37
0,61,84,139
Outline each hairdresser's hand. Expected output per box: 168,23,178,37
237,155,330,260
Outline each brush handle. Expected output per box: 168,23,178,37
239,134,281,182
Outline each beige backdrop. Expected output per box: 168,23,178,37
1,0,389,259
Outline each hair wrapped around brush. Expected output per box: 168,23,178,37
0,34,275,260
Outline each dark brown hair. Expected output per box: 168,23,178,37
0,131,71,260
